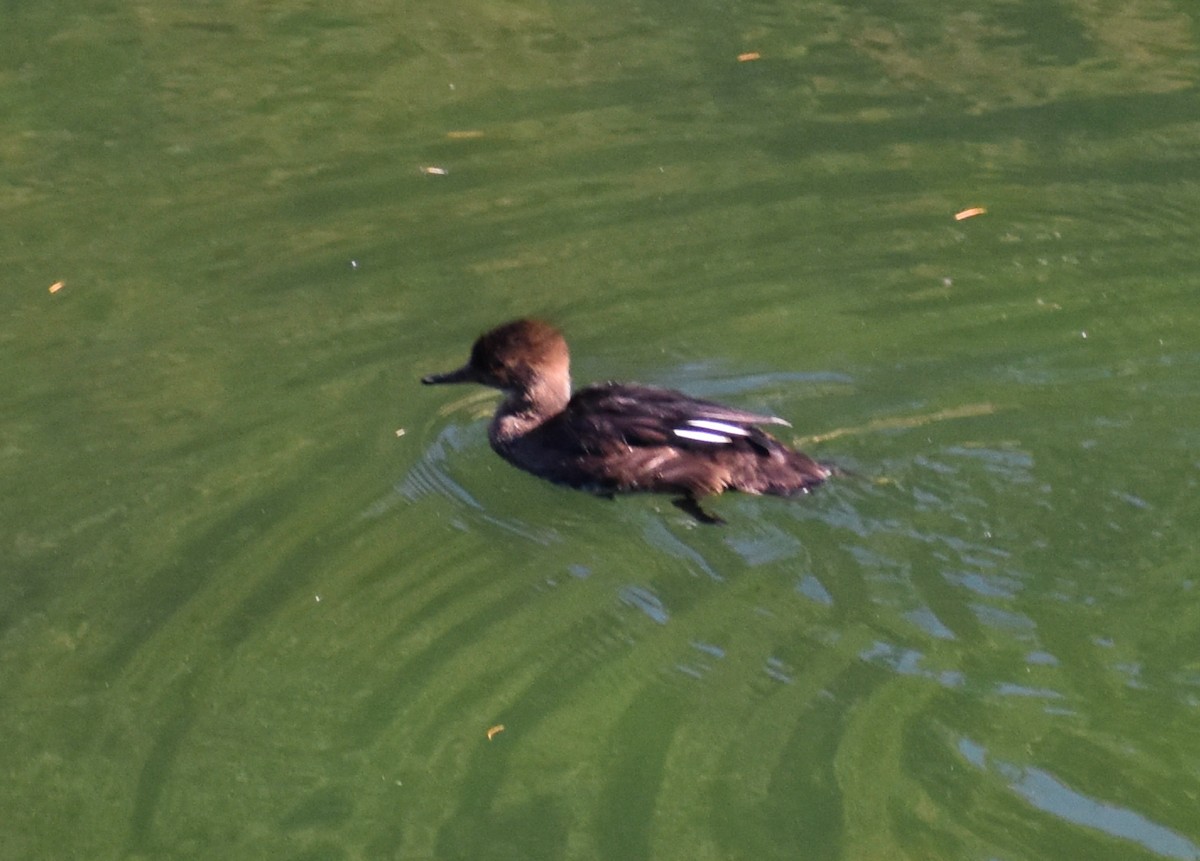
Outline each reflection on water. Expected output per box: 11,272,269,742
3,0,1200,858
959,738,1200,861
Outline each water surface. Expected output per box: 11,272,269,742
3,1,1199,859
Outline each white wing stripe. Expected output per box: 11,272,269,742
686,419,750,436
673,428,733,444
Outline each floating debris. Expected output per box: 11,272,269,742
795,403,999,446
419,165,448,176
955,207,987,221
737,52,761,62
48,280,65,294
446,130,485,140
486,724,505,741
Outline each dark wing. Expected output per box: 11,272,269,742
546,383,829,498
562,383,788,452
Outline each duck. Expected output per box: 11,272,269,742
421,318,832,524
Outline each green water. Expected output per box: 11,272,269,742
3,1,1199,859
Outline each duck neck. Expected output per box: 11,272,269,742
489,375,571,445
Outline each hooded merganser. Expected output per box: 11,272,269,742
421,319,832,524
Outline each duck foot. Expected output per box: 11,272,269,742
672,495,725,525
